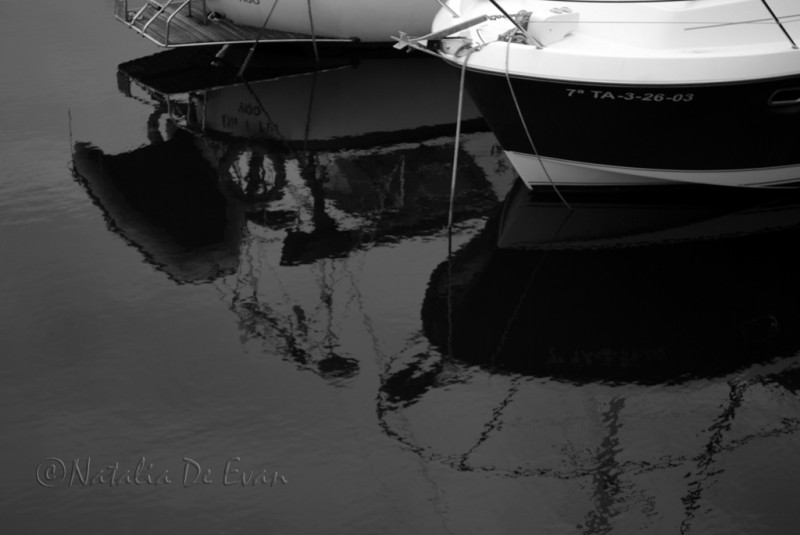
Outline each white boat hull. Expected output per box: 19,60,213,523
205,0,440,42
424,0,800,188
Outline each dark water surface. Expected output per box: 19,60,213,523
2,2,800,534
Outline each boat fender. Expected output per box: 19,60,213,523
520,7,579,46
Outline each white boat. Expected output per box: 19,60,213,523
397,0,800,188
115,0,442,46
202,0,441,43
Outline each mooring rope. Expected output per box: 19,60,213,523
758,0,798,48
489,0,542,47
302,68,319,159
504,40,571,210
306,0,320,61
237,0,281,77
446,47,475,361
448,49,473,233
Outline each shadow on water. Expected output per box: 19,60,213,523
422,180,800,385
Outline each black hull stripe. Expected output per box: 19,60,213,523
462,68,800,173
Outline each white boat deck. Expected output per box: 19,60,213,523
424,0,800,84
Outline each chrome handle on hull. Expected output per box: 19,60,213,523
769,88,800,107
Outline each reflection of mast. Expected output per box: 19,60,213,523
216,143,288,203
224,231,360,383
303,152,336,233
679,379,749,534
677,364,800,533
583,397,626,535
376,187,800,509
313,260,359,378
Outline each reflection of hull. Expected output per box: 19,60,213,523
204,0,439,42
423,181,800,382
71,131,241,284
97,47,513,269
289,136,506,261
425,0,800,188
186,52,485,148
497,180,800,249
127,48,510,263
218,133,506,265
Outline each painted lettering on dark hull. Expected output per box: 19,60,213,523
464,69,800,173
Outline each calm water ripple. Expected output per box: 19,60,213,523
2,1,800,534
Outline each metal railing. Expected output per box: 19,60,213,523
114,0,210,46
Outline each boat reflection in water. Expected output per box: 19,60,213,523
422,181,800,384
68,46,800,531
72,46,512,381
72,130,244,284
371,181,800,534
